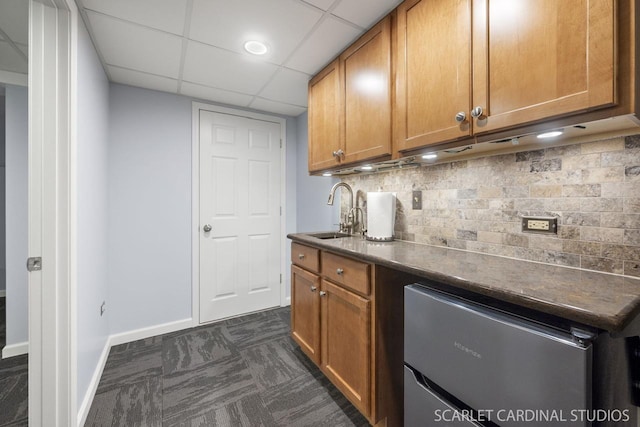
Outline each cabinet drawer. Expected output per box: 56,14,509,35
292,243,320,273
322,252,370,295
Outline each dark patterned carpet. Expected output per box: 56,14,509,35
0,296,29,427
86,307,369,426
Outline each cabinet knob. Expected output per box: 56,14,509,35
319,291,327,296
298,254,305,260
471,106,484,118
336,268,344,275
454,111,466,123
310,286,317,292
332,149,344,158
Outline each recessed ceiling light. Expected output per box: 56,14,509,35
537,130,563,139
422,153,437,160
322,172,332,177
361,165,373,171
244,40,268,55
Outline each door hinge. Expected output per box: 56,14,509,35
26,257,42,272
280,139,282,148
280,206,282,216
280,274,282,283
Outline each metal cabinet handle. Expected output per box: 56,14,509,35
336,268,344,275
455,111,466,123
319,291,327,296
298,254,305,260
203,224,212,232
310,286,317,292
470,106,483,118
332,149,344,158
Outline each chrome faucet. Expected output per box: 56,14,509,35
327,182,353,207
327,182,359,234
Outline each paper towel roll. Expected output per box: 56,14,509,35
366,192,396,241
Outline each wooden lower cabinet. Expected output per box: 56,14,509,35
291,245,378,423
320,279,371,416
291,265,321,364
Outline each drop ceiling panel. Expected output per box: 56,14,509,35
189,0,323,64
285,16,361,74
183,41,279,94
80,0,188,35
0,0,28,45
302,0,336,11
250,98,307,117
332,0,399,28
87,11,183,78
259,68,309,107
0,41,27,74
108,66,179,93
180,82,254,107
76,0,408,116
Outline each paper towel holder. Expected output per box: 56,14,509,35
366,235,394,242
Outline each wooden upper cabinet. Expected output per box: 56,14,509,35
308,59,342,172
308,16,392,173
472,0,615,134
395,0,473,152
394,0,616,153
341,16,393,165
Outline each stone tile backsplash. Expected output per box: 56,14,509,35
343,135,640,277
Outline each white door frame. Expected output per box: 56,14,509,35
191,102,287,326
29,0,77,425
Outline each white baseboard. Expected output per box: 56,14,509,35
109,318,193,347
76,317,193,426
0,290,6,298
77,339,110,427
2,341,28,358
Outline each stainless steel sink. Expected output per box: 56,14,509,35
307,232,352,240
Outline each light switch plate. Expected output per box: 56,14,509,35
412,190,422,210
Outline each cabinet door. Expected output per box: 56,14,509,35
291,266,321,364
472,0,615,134
395,0,472,152
320,279,371,416
341,16,392,164
308,59,342,172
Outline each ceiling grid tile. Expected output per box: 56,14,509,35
66,0,404,116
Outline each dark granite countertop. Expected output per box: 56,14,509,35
288,233,640,334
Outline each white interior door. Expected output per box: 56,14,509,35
199,110,282,323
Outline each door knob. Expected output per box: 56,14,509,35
336,268,344,275
455,111,466,123
319,291,327,296
470,106,484,118
203,224,212,232
310,286,317,292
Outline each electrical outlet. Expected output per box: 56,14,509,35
100,301,106,316
528,220,549,230
412,190,422,210
521,216,557,234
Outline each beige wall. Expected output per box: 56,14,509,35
344,134,640,276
